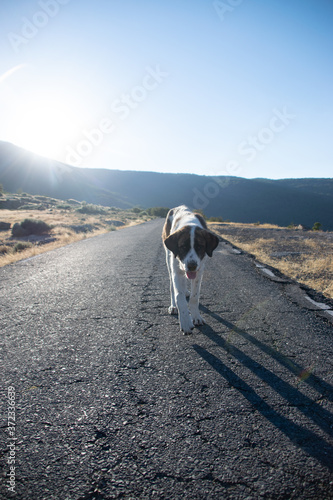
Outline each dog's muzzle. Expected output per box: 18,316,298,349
186,260,198,280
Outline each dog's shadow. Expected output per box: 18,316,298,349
193,304,333,471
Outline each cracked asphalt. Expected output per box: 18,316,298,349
1,218,333,499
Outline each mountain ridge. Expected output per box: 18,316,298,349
1,141,332,230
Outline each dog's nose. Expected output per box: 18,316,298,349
187,261,197,271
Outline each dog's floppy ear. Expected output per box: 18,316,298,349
164,231,180,257
204,230,219,257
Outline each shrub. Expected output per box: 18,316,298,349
56,204,72,210
34,195,50,202
312,222,322,231
147,207,170,218
0,222,11,231
208,216,224,222
0,245,10,255
14,242,32,253
12,219,51,237
67,224,96,233
12,223,27,237
76,204,106,215
18,204,43,210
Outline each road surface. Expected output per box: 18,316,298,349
1,219,333,499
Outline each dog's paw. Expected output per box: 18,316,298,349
180,316,194,335
190,310,206,326
193,314,206,326
168,306,178,315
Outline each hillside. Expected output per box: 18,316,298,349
1,141,333,230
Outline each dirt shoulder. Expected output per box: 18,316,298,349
210,222,333,300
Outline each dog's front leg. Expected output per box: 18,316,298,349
172,267,194,334
165,249,177,314
188,269,205,326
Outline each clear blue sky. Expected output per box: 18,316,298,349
0,0,332,179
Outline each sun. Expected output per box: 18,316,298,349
12,97,81,161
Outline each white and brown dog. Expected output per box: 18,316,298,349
162,205,219,334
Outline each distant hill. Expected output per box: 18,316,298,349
1,141,333,230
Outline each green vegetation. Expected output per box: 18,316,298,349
0,245,9,254
312,222,322,231
208,216,224,223
14,242,32,253
76,203,107,215
56,204,72,210
147,207,169,218
12,219,52,237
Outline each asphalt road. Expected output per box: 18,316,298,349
1,219,333,500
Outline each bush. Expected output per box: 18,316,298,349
208,216,224,222
56,204,72,210
68,224,96,233
18,204,44,210
12,219,51,237
14,242,32,253
12,223,27,237
34,195,50,202
0,245,10,255
76,204,106,215
312,222,322,231
147,207,170,218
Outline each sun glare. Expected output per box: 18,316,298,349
12,98,80,161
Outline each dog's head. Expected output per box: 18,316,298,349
164,225,219,279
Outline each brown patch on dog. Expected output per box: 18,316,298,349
194,228,207,259
203,229,219,257
164,226,191,259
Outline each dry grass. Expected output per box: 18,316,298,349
210,222,333,300
0,199,150,267
0,227,106,267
